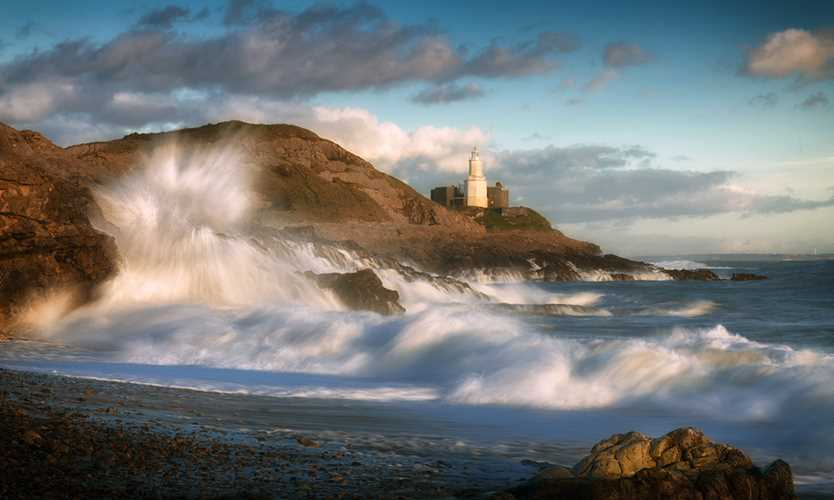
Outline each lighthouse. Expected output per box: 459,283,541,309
465,146,488,208
429,147,509,210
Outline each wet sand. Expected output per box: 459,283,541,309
0,368,543,499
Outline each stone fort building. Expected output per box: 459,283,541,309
430,147,509,210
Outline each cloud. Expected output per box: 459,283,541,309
411,83,484,105
137,5,192,29
584,68,618,92
0,2,576,134
749,92,779,108
743,28,834,79
584,41,651,92
603,42,653,67
454,31,579,79
223,0,258,25
431,145,834,224
798,91,829,109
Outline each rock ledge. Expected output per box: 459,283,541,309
306,269,405,315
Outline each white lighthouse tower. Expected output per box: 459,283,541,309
465,146,488,208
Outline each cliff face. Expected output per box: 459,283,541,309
0,124,116,335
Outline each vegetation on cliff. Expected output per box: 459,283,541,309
479,207,553,232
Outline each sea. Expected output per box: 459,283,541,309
1,152,832,494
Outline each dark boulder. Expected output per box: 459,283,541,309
731,273,768,281
665,269,720,281
306,269,405,315
500,427,796,500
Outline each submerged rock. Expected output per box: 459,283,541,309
294,435,320,448
731,273,768,281
665,268,720,281
306,269,405,315
502,427,796,500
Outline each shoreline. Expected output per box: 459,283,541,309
0,367,536,499
2,367,830,498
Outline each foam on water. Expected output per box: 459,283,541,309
650,259,734,270
638,300,717,318
35,301,834,426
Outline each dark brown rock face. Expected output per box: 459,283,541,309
0,124,117,335
731,273,768,281
500,428,796,500
306,269,405,315
665,268,720,281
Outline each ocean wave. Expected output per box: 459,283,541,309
576,269,672,281
650,259,733,270
492,303,612,317
43,300,834,425
637,300,717,318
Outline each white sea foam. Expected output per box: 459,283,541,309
575,268,673,282
650,259,734,270
650,259,710,270
44,302,834,422
457,268,529,283
639,300,717,318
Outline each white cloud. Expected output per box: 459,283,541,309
0,81,76,122
310,106,486,173
583,41,651,93
744,28,834,79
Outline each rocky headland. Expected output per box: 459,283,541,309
0,120,750,334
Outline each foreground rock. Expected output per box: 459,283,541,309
500,427,795,500
306,268,405,315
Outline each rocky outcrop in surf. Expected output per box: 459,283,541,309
500,427,795,500
665,268,720,281
731,273,768,281
306,269,405,315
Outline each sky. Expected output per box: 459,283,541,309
1,0,833,256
